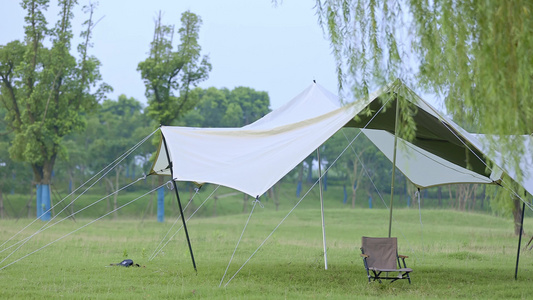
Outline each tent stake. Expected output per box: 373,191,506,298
515,201,525,280
388,96,401,238
161,134,197,273
317,148,328,270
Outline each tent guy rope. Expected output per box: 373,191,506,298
219,197,261,287
149,185,220,261
0,129,159,269
0,128,159,253
0,176,146,258
222,96,392,287
0,182,167,271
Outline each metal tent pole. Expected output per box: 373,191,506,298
161,133,197,273
515,201,525,280
388,97,400,238
317,148,328,270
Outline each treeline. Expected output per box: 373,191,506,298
0,1,501,220
0,89,498,218
0,86,270,193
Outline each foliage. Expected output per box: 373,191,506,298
137,10,211,127
315,0,533,233
181,86,271,128
54,94,154,192
0,0,109,184
315,0,533,138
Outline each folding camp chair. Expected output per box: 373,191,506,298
360,236,412,283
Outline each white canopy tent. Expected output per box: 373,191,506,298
151,80,529,196
150,80,532,278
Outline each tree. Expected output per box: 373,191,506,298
137,10,211,222
0,0,109,220
315,0,533,234
229,87,270,125
86,95,152,218
137,10,211,127
189,87,230,127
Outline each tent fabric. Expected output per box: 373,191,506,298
360,129,496,189
348,88,489,177
151,80,531,198
151,83,366,197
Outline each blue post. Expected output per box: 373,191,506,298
157,187,165,222
41,184,51,221
296,181,302,197
36,184,42,218
343,185,348,204
368,195,372,209
407,195,410,207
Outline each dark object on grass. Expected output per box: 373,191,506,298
110,259,140,267
360,236,412,283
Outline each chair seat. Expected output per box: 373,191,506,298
369,267,412,273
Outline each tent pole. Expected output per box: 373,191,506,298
515,201,525,280
388,96,401,238
161,133,197,273
317,148,328,270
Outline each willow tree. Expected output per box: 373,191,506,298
315,0,533,234
0,0,108,220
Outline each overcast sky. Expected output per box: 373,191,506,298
0,0,340,109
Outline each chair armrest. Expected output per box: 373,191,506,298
360,254,369,258
398,255,409,259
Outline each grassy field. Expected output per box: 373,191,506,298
0,207,532,299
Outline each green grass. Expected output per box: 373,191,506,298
1,208,532,299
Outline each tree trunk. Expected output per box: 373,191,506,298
351,158,359,209
296,163,304,197
448,185,453,209
408,184,417,208
437,186,442,208
455,186,459,210
32,156,56,220
306,156,314,183
269,185,280,211
481,185,486,210
104,178,114,213
470,185,478,211
459,185,466,211
113,166,122,219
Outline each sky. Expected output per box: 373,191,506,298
0,0,339,110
